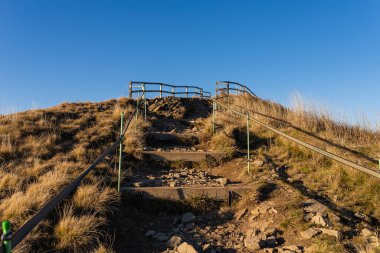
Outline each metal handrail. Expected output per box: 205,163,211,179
216,81,257,98
129,81,211,99
213,98,380,179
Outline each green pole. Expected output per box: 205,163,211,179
247,113,250,174
118,111,124,192
2,220,11,253
212,100,215,134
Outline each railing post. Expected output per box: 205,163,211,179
129,81,132,99
236,84,238,95
186,87,188,98
200,89,203,98
247,112,250,174
143,83,147,122
1,220,11,253
227,82,230,106
172,87,175,97
216,82,219,97
212,100,215,134
118,112,124,192
160,84,162,98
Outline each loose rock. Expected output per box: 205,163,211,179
300,228,320,239
182,212,196,224
177,242,198,253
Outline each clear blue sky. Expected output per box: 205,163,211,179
1,0,379,124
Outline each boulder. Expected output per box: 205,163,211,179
177,242,198,253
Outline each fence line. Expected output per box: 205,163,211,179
129,81,211,99
215,81,257,98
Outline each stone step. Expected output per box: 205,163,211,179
145,132,199,147
121,185,253,201
142,151,224,162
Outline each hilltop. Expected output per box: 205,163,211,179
1,95,380,252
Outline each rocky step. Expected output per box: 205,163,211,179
145,132,199,148
122,186,254,201
142,151,224,162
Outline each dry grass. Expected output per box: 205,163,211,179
92,244,116,253
210,131,237,157
0,98,132,251
73,184,120,214
55,207,102,252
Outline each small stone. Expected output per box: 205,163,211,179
311,214,327,227
244,229,265,250
319,228,342,240
133,182,142,187
300,228,320,239
153,233,169,241
265,236,277,248
185,222,195,230
173,216,180,225
361,228,374,237
253,160,264,167
202,243,211,251
235,208,248,221
182,212,196,224
177,242,198,253
166,235,182,248
303,200,327,215
269,207,278,214
145,230,156,237
216,177,229,186
169,181,176,187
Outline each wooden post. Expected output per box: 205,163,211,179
129,81,132,99
160,84,162,98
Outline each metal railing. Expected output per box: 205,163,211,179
0,97,144,252
129,81,211,99
215,81,257,98
212,88,380,179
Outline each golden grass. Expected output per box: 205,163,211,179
73,184,120,214
92,244,116,253
0,169,71,225
210,131,237,157
55,207,102,252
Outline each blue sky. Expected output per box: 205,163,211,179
0,0,379,125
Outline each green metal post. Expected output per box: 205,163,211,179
118,111,124,192
212,100,215,134
2,220,11,253
247,113,250,174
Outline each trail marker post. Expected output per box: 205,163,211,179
118,111,124,192
1,220,11,253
